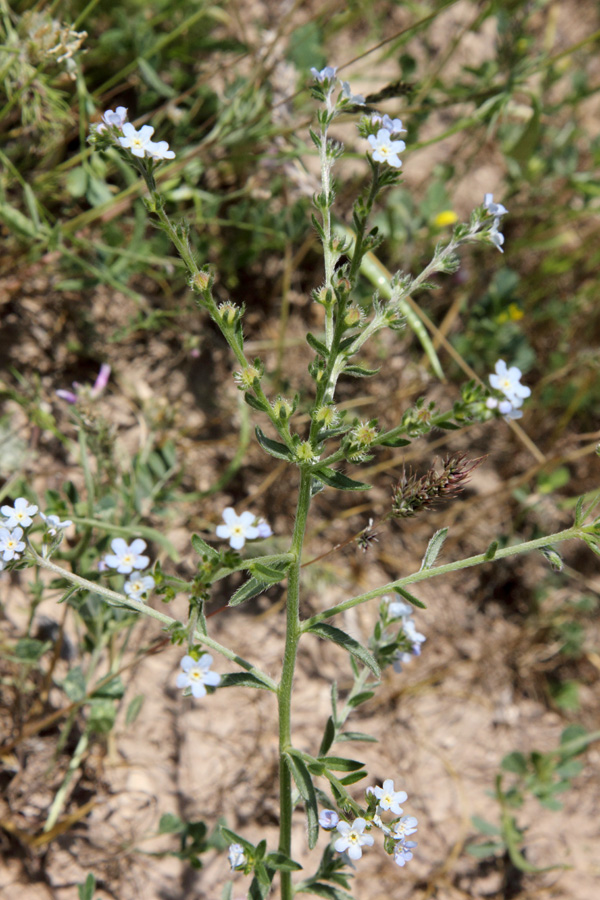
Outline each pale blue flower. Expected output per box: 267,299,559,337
40,512,72,536
489,217,505,253
382,114,405,135
334,818,374,860
391,815,418,841
228,843,247,870
176,654,221,698
489,360,531,406
387,596,413,620
367,128,405,168
483,192,508,217
256,518,273,538
341,81,365,105
147,140,175,161
373,779,407,815
394,840,417,866
2,498,38,529
216,508,260,549
124,573,155,601
119,123,156,158
104,538,150,574
0,526,26,561
311,66,337,83
319,809,340,829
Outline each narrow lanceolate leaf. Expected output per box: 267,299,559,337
420,527,448,570
336,731,378,743
318,716,336,756
306,332,329,357
255,426,293,461
394,586,426,609
250,560,291,583
191,533,219,561
296,884,354,900
317,756,365,772
378,434,411,448
343,364,380,378
229,574,278,607
285,749,319,849
265,851,303,872
218,672,275,692
244,392,267,412
312,467,371,492
305,622,380,677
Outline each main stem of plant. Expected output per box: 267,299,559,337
278,468,312,900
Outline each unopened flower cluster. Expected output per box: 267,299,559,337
319,777,418,869
0,498,72,568
90,106,175,162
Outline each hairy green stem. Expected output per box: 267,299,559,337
303,525,590,628
30,552,277,691
278,469,312,900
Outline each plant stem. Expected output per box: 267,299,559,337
278,468,312,900
303,525,590,628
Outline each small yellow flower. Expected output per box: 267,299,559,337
508,303,524,321
433,210,458,227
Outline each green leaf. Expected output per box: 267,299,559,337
265,851,303,872
91,675,125,700
312,467,371,492
394,586,426,609
466,840,505,859
138,57,176,98
220,827,255,856
306,332,329,357
126,694,145,726
297,884,354,900
244,392,267,412
484,541,499,560
228,576,272,607
87,698,116,734
191,533,220,561
420,527,448,570
13,638,50,663
285,749,319,849
318,716,336,756
574,495,585,526
77,873,96,900
378,434,411,448
338,770,368,786
250,560,291,583
343,364,380,378
255,426,292,461
501,751,528,775
471,815,501,836
317,756,365,772
347,691,374,709
248,874,273,900
218,672,275,691
159,813,185,834
305,622,380,676
336,731,377,743
62,666,87,702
